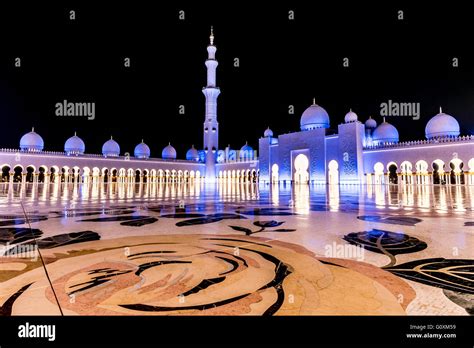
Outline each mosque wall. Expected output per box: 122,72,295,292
0,152,203,172
269,144,280,177
257,137,271,181
0,150,206,183
362,139,474,174
337,121,366,183
324,136,339,163
277,128,326,183
216,160,259,181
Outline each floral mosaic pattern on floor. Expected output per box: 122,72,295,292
0,183,473,315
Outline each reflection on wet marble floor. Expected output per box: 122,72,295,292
0,182,473,315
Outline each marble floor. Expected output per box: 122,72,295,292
0,181,472,315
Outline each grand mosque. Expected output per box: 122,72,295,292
0,29,473,186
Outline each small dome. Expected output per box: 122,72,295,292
365,116,377,129
344,109,358,123
300,99,330,131
239,141,254,159
372,118,399,144
102,137,120,157
134,140,150,159
64,132,85,155
264,127,273,137
20,127,44,152
425,107,460,139
186,145,199,161
162,143,177,159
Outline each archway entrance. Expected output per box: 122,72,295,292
111,169,118,183
388,163,398,184
294,154,309,184
432,160,445,185
328,160,339,185
450,158,464,185
271,164,279,183
38,167,46,183
415,160,429,185
1,166,10,182
469,158,474,185
400,161,413,185
13,166,22,183
26,166,35,183
50,167,57,183
135,170,141,183
374,162,384,184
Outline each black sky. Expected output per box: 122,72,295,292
0,2,473,158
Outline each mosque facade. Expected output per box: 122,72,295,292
259,104,474,186
0,29,473,186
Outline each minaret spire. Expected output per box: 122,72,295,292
203,27,220,182
210,26,214,45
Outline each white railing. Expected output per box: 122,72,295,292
364,135,474,150
0,148,199,163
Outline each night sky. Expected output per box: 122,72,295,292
0,3,473,158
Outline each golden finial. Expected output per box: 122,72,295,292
210,26,214,45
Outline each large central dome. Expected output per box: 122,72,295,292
300,100,330,131
425,108,460,139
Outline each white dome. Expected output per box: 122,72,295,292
372,118,399,144
64,132,85,155
425,108,460,139
344,109,358,123
102,137,120,157
162,143,177,159
186,145,199,161
300,100,330,131
240,142,253,153
134,140,150,159
239,142,254,159
264,127,273,137
20,128,44,152
365,116,377,129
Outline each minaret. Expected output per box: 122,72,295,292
202,26,220,182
